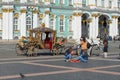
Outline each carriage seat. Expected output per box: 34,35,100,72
44,38,52,50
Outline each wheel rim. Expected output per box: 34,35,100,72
15,44,23,55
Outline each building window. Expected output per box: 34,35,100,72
13,18,18,30
50,0,54,4
69,19,72,31
118,0,120,10
82,0,86,7
95,0,97,6
69,0,72,6
38,0,43,3
60,0,64,4
27,0,33,3
108,0,112,8
26,16,32,31
38,18,42,26
101,0,104,7
59,19,64,32
50,18,54,29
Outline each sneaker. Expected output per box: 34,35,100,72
65,59,71,62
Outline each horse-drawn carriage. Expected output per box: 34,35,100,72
15,24,66,56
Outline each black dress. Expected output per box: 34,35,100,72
103,40,108,52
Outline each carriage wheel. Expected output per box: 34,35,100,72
15,44,24,56
52,48,59,55
32,46,39,56
26,46,34,56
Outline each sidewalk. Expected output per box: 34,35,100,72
0,40,18,44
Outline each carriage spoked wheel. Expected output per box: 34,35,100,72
26,46,34,56
32,45,39,56
26,46,39,57
52,44,63,55
52,48,59,55
15,43,25,56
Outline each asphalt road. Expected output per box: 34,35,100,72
0,41,120,80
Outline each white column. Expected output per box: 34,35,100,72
115,18,118,35
0,18,2,30
20,0,27,3
2,12,8,39
44,0,50,27
95,17,99,38
89,21,93,39
44,10,50,28
76,14,82,43
111,17,116,37
8,11,13,39
105,0,109,8
113,0,118,10
97,0,101,7
77,15,82,40
72,14,78,40
20,9,26,37
33,13,38,28
88,0,95,8
92,17,96,39
109,22,113,37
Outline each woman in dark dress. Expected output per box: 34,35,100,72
103,39,108,58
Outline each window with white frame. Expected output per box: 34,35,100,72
69,0,72,5
60,0,64,4
13,18,18,30
50,18,54,29
109,0,112,8
59,19,64,32
118,0,120,9
82,0,86,7
69,19,72,31
26,16,32,31
101,0,104,7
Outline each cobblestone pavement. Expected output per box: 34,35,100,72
0,41,120,80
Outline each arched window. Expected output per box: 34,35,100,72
13,17,18,30
26,16,32,31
